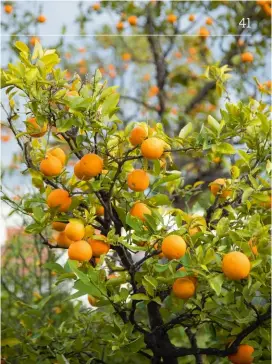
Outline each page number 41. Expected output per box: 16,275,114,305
239,18,251,28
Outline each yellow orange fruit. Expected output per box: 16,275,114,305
141,137,164,160
148,85,159,97
127,169,150,192
88,235,109,257
228,344,254,364
74,161,85,180
79,153,103,179
26,117,48,137
116,21,124,31
167,14,177,23
37,14,46,23
129,125,148,146
222,251,251,280
4,4,13,14
128,15,137,26
241,52,254,63
206,17,213,25
122,53,131,61
130,202,151,221
68,240,92,261
188,14,195,21
92,3,100,10
96,205,104,216
55,231,73,248
172,278,195,299
47,147,66,166
199,26,210,38
65,221,85,241
210,178,232,198
46,189,72,212
52,221,67,231
162,235,187,260
40,155,63,177
30,36,40,46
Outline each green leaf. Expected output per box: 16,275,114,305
1,338,21,347
152,173,181,190
15,41,29,54
213,142,235,155
131,294,150,301
102,93,119,115
43,262,66,274
208,115,220,132
179,122,193,138
209,274,224,296
144,194,171,206
216,217,229,238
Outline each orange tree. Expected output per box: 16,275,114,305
0,41,271,363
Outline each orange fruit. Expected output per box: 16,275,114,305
141,138,164,160
47,147,66,166
92,3,100,10
96,205,104,216
248,238,258,256
130,202,151,221
172,278,195,299
88,295,98,306
162,235,187,260
65,221,85,241
228,344,254,364
88,235,109,257
222,252,251,280
55,231,73,248
241,52,254,63
210,178,232,198
122,53,131,61
148,85,159,97
30,36,40,46
116,21,124,31
46,189,72,212
26,117,48,137
74,161,85,180
1,135,11,142
167,14,177,23
40,155,63,177
129,125,148,146
178,267,197,286
206,17,213,25
188,14,195,21
238,39,245,47
52,221,66,231
4,4,13,13
198,26,210,38
128,15,137,26
212,156,221,164
79,153,103,179
37,14,46,23
68,240,93,261
127,169,150,192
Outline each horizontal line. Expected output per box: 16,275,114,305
1,34,253,37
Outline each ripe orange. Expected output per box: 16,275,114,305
92,3,100,11
141,137,164,160
26,117,48,137
210,178,232,198
238,39,245,47
79,153,103,179
222,251,251,280
74,161,85,180
47,147,66,166
241,52,254,63
1,135,11,142
188,14,195,21
46,189,72,212
198,26,210,38
88,235,109,257
178,267,197,286
52,221,66,231
128,15,137,26
37,14,46,23
122,53,131,61
127,169,150,192
172,278,195,299
130,202,151,221
30,36,40,46
96,205,104,216
148,85,159,97
162,235,187,260
206,17,213,25
116,21,124,31
55,231,73,248
40,155,63,177
65,221,85,241
167,14,177,23
129,125,148,146
4,4,13,14
68,240,93,261
228,344,254,364
88,295,98,306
